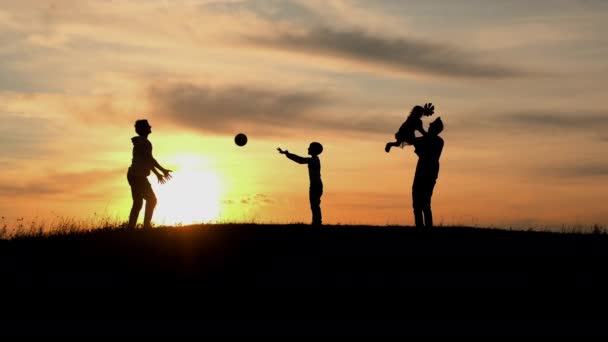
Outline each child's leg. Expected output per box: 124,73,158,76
385,141,400,153
309,185,323,225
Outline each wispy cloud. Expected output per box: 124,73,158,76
147,82,402,136
447,110,608,143
539,163,608,178
148,82,328,134
499,111,608,129
225,194,274,206
0,114,58,159
0,169,123,197
244,26,529,79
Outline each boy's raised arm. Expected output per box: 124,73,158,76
277,147,310,164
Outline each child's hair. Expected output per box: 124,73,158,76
134,119,150,135
411,104,434,117
410,105,425,118
309,142,323,155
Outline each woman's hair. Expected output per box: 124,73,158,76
134,119,150,135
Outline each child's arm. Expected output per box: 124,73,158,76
277,148,310,164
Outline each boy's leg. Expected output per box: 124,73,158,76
142,179,157,229
309,185,323,225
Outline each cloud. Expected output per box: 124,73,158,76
0,114,59,160
147,82,328,134
147,81,404,137
243,27,528,79
499,111,608,129
495,111,608,143
447,110,608,144
226,194,274,206
0,169,123,197
540,163,608,178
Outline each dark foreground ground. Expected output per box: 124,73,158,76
1,224,608,336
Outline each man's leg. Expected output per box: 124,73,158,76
412,180,425,228
423,206,433,228
413,208,424,228
142,179,157,229
422,180,436,228
310,185,323,225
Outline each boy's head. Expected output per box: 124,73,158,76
134,119,152,136
308,142,323,156
428,117,444,135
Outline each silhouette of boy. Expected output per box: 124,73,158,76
127,119,172,229
412,117,444,228
385,103,434,152
277,142,323,226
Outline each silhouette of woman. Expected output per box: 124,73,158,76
127,119,172,229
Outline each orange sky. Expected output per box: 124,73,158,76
1,1,607,230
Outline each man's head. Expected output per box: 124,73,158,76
428,117,443,136
134,119,152,136
308,142,323,156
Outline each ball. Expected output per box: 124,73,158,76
234,133,248,146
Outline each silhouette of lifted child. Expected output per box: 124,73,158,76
277,142,324,226
385,103,435,153
127,119,172,229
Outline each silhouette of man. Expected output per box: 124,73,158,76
127,119,172,229
412,117,444,228
277,142,324,226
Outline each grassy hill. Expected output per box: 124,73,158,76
1,224,607,336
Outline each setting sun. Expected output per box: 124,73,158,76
151,155,223,225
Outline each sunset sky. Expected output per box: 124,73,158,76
1,0,607,229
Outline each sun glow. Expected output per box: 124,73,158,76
151,155,223,225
